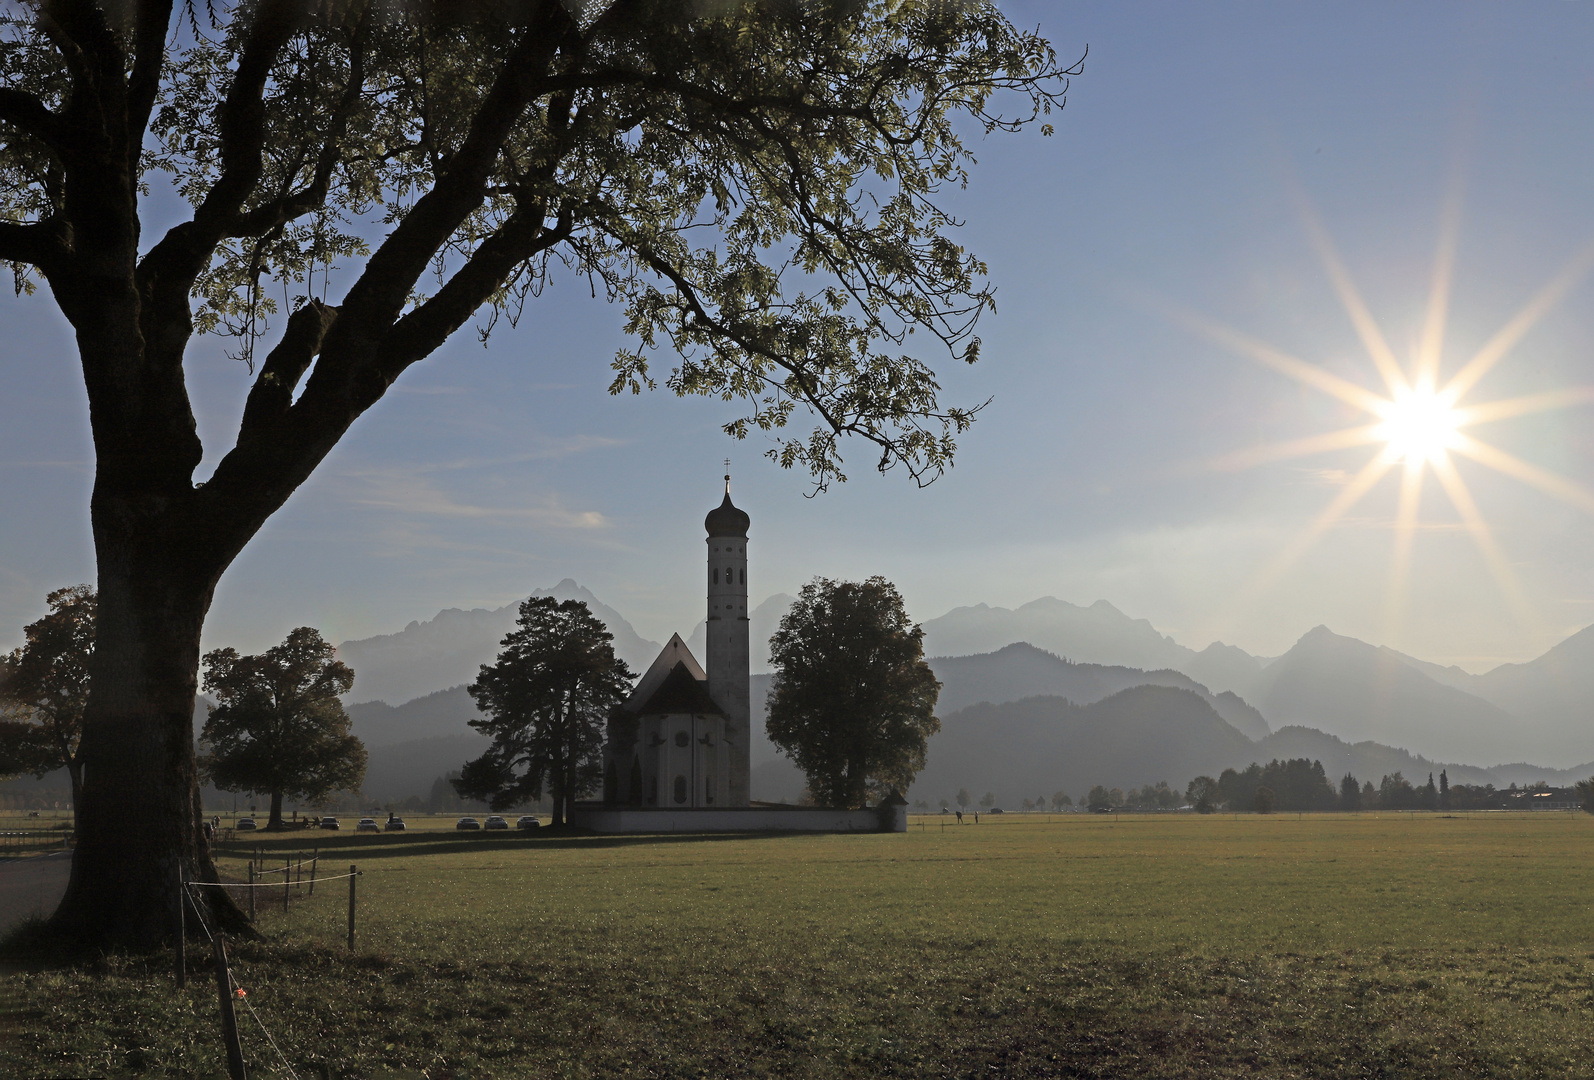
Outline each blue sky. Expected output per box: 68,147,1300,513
3,2,1593,671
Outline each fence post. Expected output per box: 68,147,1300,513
296,856,302,893
246,862,255,922
308,851,318,896
212,935,248,1080
347,865,357,950
175,864,186,989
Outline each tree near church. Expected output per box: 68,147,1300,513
0,585,95,808
767,577,940,809
198,627,366,830
456,597,633,826
0,0,1072,946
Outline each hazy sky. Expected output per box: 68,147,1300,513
4,2,1593,671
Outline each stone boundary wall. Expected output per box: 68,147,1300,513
569,804,907,834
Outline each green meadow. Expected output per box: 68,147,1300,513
5,812,1594,1078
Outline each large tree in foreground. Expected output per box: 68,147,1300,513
456,597,632,826
0,585,95,808
766,576,940,809
198,627,366,831
0,0,1072,947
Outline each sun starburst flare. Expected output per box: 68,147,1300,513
1179,199,1594,642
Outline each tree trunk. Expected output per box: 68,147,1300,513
47,545,251,948
65,758,84,823
267,791,285,831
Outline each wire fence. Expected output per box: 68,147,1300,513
180,860,365,1079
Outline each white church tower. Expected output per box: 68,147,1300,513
704,468,752,806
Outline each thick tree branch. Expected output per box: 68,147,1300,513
229,14,371,240
0,218,70,275
378,204,573,376
332,2,574,332
0,87,63,147
136,0,307,304
124,0,176,163
236,299,339,448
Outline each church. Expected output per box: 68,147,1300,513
573,474,905,834
599,473,752,809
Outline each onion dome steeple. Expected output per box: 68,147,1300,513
704,470,750,538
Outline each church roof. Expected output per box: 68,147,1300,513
705,479,750,538
627,661,725,717
622,633,708,711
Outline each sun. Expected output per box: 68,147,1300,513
1177,191,1594,638
1375,385,1463,466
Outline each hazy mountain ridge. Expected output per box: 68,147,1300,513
920,598,1201,678
1248,626,1525,766
336,579,662,704
927,643,1271,740
346,685,479,749
913,594,1593,768
905,686,1257,807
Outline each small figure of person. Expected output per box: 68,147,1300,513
974,812,979,824
955,810,963,823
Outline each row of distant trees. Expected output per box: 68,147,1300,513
941,763,1594,815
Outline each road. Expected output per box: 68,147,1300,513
0,851,71,935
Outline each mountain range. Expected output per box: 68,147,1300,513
919,598,1593,765
340,586,1594,770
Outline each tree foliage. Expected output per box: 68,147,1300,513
1,0,1076,493
458,596,633,824
0,585,95,805
199,626,365,828
766,576,939,809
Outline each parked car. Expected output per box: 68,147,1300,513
516,815,540,830
384,817,407,832
356,818,380,833
484,815,509,830
455,817,481,830
989,807,1004,815
319,816,340,830
235,818,258,832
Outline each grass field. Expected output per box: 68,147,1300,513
4,811,1594,1078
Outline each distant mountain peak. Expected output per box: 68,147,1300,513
337,580,661,705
